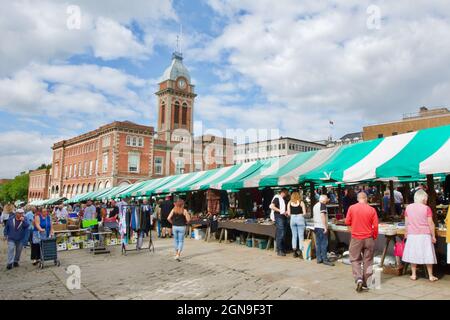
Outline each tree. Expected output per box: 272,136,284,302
36,164,51,170
0,173,29,203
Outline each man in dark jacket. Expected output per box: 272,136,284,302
3,208,29,270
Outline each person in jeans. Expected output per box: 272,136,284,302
345,192,379,292
313,194,334,266
270,188,289,256
168,199,191,261
287,191,307,259
3,209,29,270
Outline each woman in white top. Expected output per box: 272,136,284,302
287,192,307,259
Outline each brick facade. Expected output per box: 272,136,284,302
49,121,154,199
363,107,450,140
28,169,50,201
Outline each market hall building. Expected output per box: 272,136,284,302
46,51,234,199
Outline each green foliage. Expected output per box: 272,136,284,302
36,164,51,170
0,173,29,203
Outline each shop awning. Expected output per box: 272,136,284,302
302,124,450,184
96,184,137,201
132,175,179,197
45,197,67,205
77,187,113,202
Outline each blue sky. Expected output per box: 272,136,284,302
1,0,450,178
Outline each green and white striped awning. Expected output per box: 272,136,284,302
303,124,450,184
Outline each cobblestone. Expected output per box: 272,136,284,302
1,237,449,300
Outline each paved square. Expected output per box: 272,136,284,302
1,237,449,300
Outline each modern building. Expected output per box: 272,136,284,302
28,168,51,202
46,51,234,199
363,106,450,140
324,132,363,148
233,137,325,164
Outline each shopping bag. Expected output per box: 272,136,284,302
303,239,312,260
394,240,405,257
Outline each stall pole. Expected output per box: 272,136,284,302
310,182,316,214
403,182,410,205
389,180,396,216
427,174,437,224
337,184,343,216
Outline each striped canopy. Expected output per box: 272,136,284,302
58,124,450,203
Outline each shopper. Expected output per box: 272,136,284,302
23,206,35,248
345,192,379,292
154,199,163,237
31,208,53,266
3,209,29,270
160,196,174,238
343,188,357,216
287,191,307,259
313,194,334,266
56,204,68,222
402,189,438,282
269,188,289,256
394,188,404,215
167,199,190,260
83,200,97,221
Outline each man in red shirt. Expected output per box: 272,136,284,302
345,192,379,292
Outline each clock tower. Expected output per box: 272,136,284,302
156,51,196,141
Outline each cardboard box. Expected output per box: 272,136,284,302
53,224,67,232
57,243,67,251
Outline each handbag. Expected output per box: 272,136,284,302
394,239,405,257
32,231,47,244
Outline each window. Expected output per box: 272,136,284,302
69,165,72,178
392,132,398,136
138,137,143,147
154,157,163,175
89,161,93,175
54,164,59,179
64,166,68,179
78,162,82,176
84,162,88,176
175,158,184,174
73,164,77,177
378,133,384,138
128,152,140,173
194,162,202,172
174,101,180,124
95,159,98,175
103,135,111,147
182,103,188,125
161,103,165,124
132,137,137,146
102,153,108,173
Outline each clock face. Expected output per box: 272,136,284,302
177,78,187,89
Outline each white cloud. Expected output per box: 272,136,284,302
0,131,57,178
201,0,450,138
0,0,178,76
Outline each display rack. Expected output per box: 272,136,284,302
121,204,155,255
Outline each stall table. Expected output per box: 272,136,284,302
218,220,276,251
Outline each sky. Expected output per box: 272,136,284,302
1,0,450,178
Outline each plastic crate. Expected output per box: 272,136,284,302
258,239,268,249
246,238,253,247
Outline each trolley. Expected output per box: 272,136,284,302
39,237,61,269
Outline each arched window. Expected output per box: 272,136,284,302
182,103,188,125
87,183,91,193
161,102,165,124
76,184,80,194
174,101,180,124
92,183,96,192
63,185,67,197
98,182,103,190
104,181,110,189
51,186,55,194
81,184,85,193
55,185,59,194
